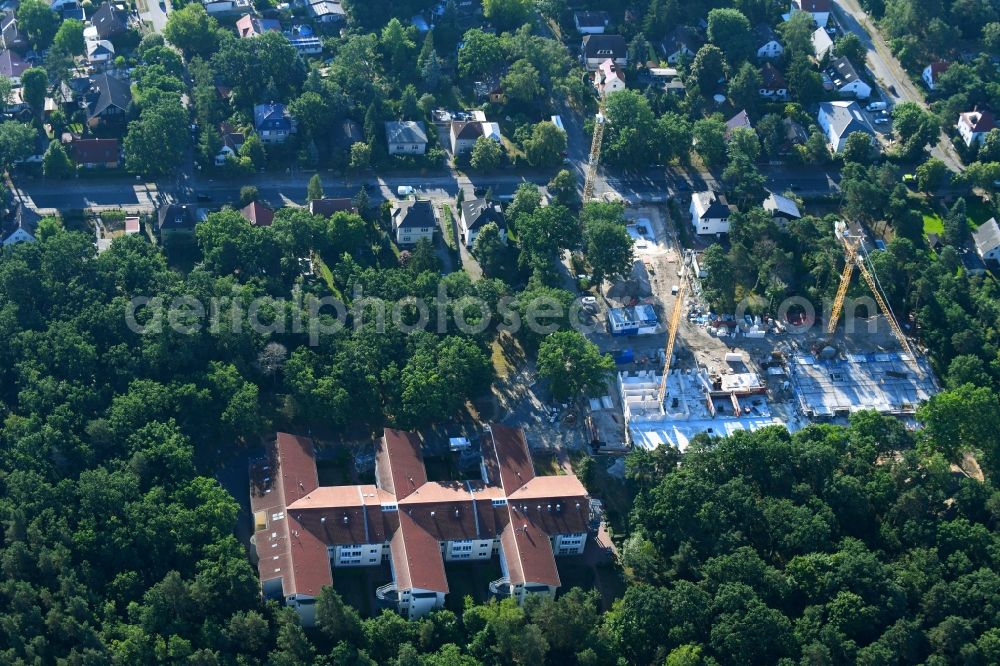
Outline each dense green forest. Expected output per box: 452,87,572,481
0,226,998,664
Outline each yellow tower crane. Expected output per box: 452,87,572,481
827,223,915,359
657,264,687,409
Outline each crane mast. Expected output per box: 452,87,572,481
657,265,686,409
827,224,915,359
583,96,605,201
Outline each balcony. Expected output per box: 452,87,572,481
375,583,398,601
488,577,511,595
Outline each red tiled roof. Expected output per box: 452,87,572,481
926,61,950,79
961,110,997,133
392,511,449,592
500,519,560,587
240,200,274,227
309,198,357,217
250,433,330,599
277,432,320,505
252,425,588,601
70,138,120,165
376,429,428,500
481,424,535,494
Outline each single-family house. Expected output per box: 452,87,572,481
826,57,871,99
460,198,506,247
594,59,626,95
783,117,809,151
690,191,733,235
961,250,988,275
754,24,783,59
789,0,830,27
926,232,944,254
69,137,120,168
240,200,275,227
86,39,114,64
215,122,244,166
307,0,345,23
338,119,364,149
811,27,833,60
158,203,199,238
1,204,40,246
763,192,801,226
922,61,951,91
760,63,787,99
659,26,702,65
253,103,295,143
235,14,281,37
84,73,132,126
385,120,428,155
308,198,356,216
574,10,609,34
250,425,589,625
581,34,627,71
957,109,996,146
973,217,1000,265
450,120,501,154
203,0,253,16
0,49,28,84
817,100,876,152
289,36,323,55
725,110,752,139
49,0,81,14
90,2,127,40
1,11,27,52
392,199,436,245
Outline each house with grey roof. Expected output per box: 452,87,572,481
460,198,506,247
1,11,27,52
581,34,627,70
574,11,609,34
763,192,801,226
825,56,871,99
392,199,436,245
1,204,40,246
254,103,295,143
90,2,128,40
973,217,1000,267
0,49,28,84
84,73,132,126
659,26,702,65
811,27,833,60
690,191,733,235
817,101,875,152
754,24,783,59
385,120,428,155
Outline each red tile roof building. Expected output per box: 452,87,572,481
250,425,589,624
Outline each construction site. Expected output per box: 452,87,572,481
577,97,940,453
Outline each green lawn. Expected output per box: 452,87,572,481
922,212,944,235
964,196,996,227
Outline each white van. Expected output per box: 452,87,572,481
866,102,887,112
396,185,414,197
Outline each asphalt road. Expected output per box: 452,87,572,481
833,0,965,172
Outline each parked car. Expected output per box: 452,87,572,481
866,102,887,112
396,185,414,196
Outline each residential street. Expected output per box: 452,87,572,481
833,0,965,172
13,162,844,215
